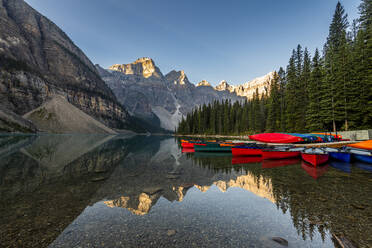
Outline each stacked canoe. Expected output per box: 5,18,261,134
180,139,372,167
249,132,338,143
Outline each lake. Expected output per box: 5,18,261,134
0,134,371,247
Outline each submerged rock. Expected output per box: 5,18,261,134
167,230,176,236
271,237,288,246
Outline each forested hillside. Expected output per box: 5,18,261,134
176,0,372,135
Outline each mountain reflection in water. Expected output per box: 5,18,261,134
0,135,371,248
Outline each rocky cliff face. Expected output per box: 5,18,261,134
97,59,245,131
214,72,275,99
0,0,135,131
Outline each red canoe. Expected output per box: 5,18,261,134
262,151,301,160
301,153,329,167
232,147,263,156
181,142,206,148
249,133,304,144
182,148,195,153
232,156,263,165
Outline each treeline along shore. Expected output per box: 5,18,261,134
176,1,372,135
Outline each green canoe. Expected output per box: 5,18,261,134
194,143,232,152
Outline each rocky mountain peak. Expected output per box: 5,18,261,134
165,70,191,86
233,71,276,99
215,80,234,92
196,80,212,87
109,57,163,78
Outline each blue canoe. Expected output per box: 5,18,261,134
330,161,351,173
354,154,372,164
310,134,335,142
286,133,318,143
329,152,351,163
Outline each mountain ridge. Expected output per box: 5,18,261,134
97,58,273,131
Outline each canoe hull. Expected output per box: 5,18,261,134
348,140,372,150
262,151,300,160
232,148,263,156
354,154,372,164
301,153,329,167
181,142,194,148
249,133,303,144
329,152,351,163
182,148,195,153
194,145,231,152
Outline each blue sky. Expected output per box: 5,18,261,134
25,0,360,85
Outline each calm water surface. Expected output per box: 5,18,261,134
0,135,371,248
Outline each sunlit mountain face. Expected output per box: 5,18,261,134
0,135,371,247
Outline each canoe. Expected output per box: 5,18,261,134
220,142,245,147
348,140,372,150
301,153,329,166
286,133,318,143
262,150,300,160
194,143,231,152
262,158,300,168
310,134,335,142
354,154,372,164
231,156,263,165
231,146,263,156
301,161,329,179
301,148,329,166
182,148,195,153
330,161,351,173
329,152,351,163
249,133,304,143
312,132,342,139
181,142,194,148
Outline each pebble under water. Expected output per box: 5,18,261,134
0,134,371,247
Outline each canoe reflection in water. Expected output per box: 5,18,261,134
301,161,329,179
330,161,352,173
262,158,301,168
231,156,263,165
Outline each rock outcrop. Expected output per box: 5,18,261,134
214,72,275,99
0,106,37,133
235,71,275,98
214,80,234,92
196,80,212,87
0,0,137,132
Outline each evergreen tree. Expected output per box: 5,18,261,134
266,72,281,132
306,48,324,131
323,1,349,132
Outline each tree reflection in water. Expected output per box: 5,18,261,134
187,148,372,247
0,135,371,248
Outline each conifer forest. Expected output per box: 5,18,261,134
177,1,372,135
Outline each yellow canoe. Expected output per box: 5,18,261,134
348,140,372,150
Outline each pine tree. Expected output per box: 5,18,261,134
266,72,280,132
306,48,324,131
358,0,372,128
278,67,286,131
323,1,349,132
285,50,297,132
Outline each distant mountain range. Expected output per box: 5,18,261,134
97,58,274,131
0,0,275,133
